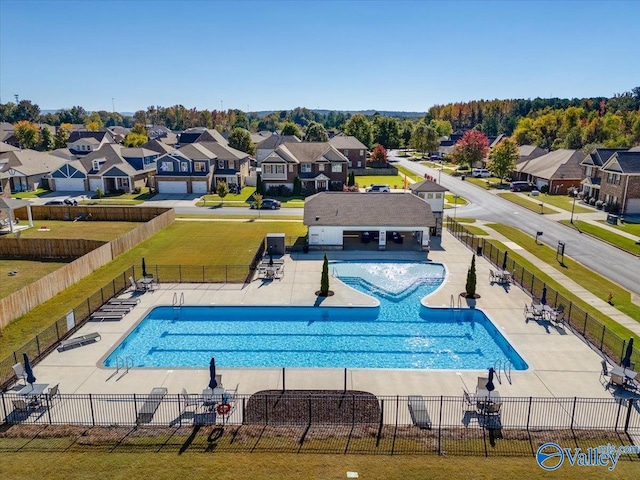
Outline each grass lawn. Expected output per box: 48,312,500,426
12,220,141,241
487,224,640,334
561,220,640,256
497,192,560,215
395,165,424,182
196,186,257,206
11,188,51,198
0,220,307,358
81,187,156,205
526,194,593,214
420,161,457,174
451,217,476,223
176,214,303,220
0,259,69,299
2,451,637,479
354,175,406,188
445,194,468,206
604,220,640,236
463,225,489,235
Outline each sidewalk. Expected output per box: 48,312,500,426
481,224,640,336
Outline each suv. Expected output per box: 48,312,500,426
472,168,491,178
510,181,535,192
44,200,65,205
365,184,390,193
250,198,281,209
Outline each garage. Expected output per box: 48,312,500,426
304,192,435,251
89,178,104,192
157,181,188,194
625,199,640,215
192,181,209,194
54,177,85,191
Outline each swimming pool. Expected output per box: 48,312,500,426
103,261,528,370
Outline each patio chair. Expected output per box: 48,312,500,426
599,360,610,388
476,376,489,393
610,373,626,389
489,270,496,283
523,303,534,320
129,276,146,294
136,387,168,425
12,399,30,412
47,384,60,403
12,363,27,385
181,388,201,412
462,391,477,413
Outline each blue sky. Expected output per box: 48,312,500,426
1,0,639,113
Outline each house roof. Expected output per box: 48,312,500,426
140,139,176,155
581,148,625,167
329,135,368,150
0,198,30,210
75,144,154,175
304,192,435,227
256,134,301,150
198,142,249,161
67,130,113,144
629,146,640,152
120,147,158,158
50,148,75,160
601,151,640,174
0,149,66,176
108,126,131,136
408,179,448,193
517,145,547,163
176,143,217,160
514,149,585,180
0,142,19,153
276,142,348,164
179,128,228,146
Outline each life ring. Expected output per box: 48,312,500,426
216,403,232,415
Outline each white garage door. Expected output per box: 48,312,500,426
89,179,103,191
54,178,85,191
192,181,208,194
157,181,188,194
625,199,640,214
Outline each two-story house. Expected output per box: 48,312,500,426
579,148,625,202
328,135,368,168
255,134,301,164
177,128,228,147
49,144,158,192
0,149,66,192
155,148,214,194
598,151,640,214
66,131,116,156
261,142,348,193
198,141,251,189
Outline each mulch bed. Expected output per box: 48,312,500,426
244,390,381,425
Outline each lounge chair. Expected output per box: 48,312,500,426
550,305,566,325
12,363,27,385
408,395,432,429
107,298,140,306
600,360,610,387
89,312,125,322
462,391,477,413
129,276,146,294
489,270,496,283
57,332,101,352
136,387,168,425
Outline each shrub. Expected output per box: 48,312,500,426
320,253,329,296
266,185,291,197
589,197,596,205
595,200,604,209
343,185,359,192
465,255,476,298
540,185,549,194
293,176,301,196
133,187,141,194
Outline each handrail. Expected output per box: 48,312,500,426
115,356,123,374
494,359,502,384
450,294,454,309
172,292,178,306
504,359,513,385
125,355,133,373
179,292,185,306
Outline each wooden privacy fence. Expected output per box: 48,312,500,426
0,238,106,259
0,208,175,329
12,205,172,222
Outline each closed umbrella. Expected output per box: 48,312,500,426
501,251,508,270
23,353,36,386
486,367,495,401
541,286,547,305
142,257,147,278
622,337,634,369
208,357,218,389
268,246,274,267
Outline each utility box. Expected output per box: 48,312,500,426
266,233,286,255
606,214,618,225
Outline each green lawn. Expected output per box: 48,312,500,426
527,194,593,214
420,161,457,174
445,194,468,206
197,186,257,206
0,220,307,358
452,217,476,223
497,192,560,214
176,214,303,220
13,220,141,241
561,220,640,255
354,175,406,188
0,259,69,299
487,224,640,334
395,165,424,182
463,225,489,235
2,450,637,479
604,220,640,236
11,188,51,198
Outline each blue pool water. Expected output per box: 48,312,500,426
103,261,528,370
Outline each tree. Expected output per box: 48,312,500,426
320,253,329,296
252,192,263,218
38,126,54,151
53,123,72,149
293,176,301,196
451,130,490,167
487,137,518,184
401,122,413,150
84,112,104,131
348,171,356,186
124,123,148,147
95,187,105,200
255,173,265,195
228,127,256,155
14,120,39,149
430,119,453,138
304,121,329,142
410,122,439,155
465,255,477,298
216,180,229,204
281,122,302,138
370,145,387,164
13,100,40,122
344,114,373,148
373,116,400,148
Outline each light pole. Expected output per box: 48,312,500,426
438,168,442,184
570,190,577,224
454,194,459,220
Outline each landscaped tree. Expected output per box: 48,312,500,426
38,126,54,151
320,253,329,296
53,123,72,149
14,120,39,149
344,114,373,148
293,175,301,196
487,137,518,184
281,122,302,138
451,130,490,167
252,192,263,218
401,122,414,151
84,112,104,131
216,180,229,205
255,173,265,195
348,171,356,186
304,121,329,142
228,127,256,155
465,255,477,298
369,145,387,164
410,122,439,156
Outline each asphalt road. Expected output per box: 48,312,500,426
389,150,640,295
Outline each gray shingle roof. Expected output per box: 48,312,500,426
277,142,347,164
515,149,584,180
329,135,368,150
602,152,640,174
408,179,448,193
257,134,301,150
303,192,435,227
198,142,249,161
0,149,66,176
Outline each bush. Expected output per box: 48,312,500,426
595,200,604,210
133,187,141,194
343,185,359,192
328,181,344,191
609,202,620,214
465,255,477,298
540,185,549,194
589,197,596,206
266,185,292,197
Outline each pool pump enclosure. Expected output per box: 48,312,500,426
266,233,286,255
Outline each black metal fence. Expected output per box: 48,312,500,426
1,392,638,456
446,218,640,367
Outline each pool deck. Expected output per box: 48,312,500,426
24,230,623,402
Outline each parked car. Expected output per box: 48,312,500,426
472,168,492,178
429,154,442,161
250,198,281,209
365,184,390,193
510,181,536,192
44,200,65,205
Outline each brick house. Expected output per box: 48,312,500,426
598,151,640,215
328,135,368,168
579,148,623,202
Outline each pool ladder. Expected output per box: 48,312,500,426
115,355,133,374
494,358,513,385
173,292,184,311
